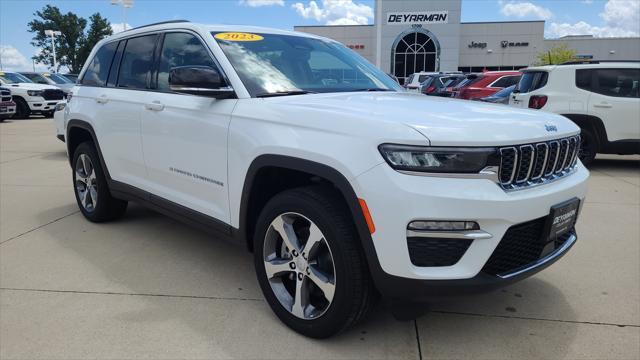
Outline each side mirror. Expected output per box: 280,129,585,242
169,66,234,98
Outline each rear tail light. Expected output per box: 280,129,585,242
528,95,548,109
422,86,435,94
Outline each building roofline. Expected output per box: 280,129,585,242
294,24,374,28
461,20,545,24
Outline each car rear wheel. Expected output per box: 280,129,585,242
578,129,597,166
72,142,128,222
253,186,375,338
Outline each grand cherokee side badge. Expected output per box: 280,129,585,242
545,124,558,132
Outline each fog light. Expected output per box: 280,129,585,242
408,220,480,231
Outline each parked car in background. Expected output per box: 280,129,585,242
0,71,65,118
453,71,521,100
53,100,67,141
509,61,640,165
63,73,79,83
66,21,588,338
419,73,465,96
0,87,17,121
19,72,75,93
403,71,441,91
475,85,516,104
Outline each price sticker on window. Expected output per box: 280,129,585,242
214,32,264,42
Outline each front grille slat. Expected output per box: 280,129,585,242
498,136,579,191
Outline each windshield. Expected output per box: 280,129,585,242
46,73,73,84
212,32,402,96
0,72,32,84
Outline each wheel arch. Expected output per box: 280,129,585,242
560,113,608,149
66,120,112,180
239,155,375,256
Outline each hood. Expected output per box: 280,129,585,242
265,92,579,146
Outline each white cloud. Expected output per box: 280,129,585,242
292,0,373,25
546,0,639,38
500,1,553,20
111,23,132,33
581,0,593,4
239,0,284,6
0,45,47,72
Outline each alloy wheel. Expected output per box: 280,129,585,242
75,154,98,212
263,212,336,320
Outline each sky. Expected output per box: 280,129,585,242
1,0,639,72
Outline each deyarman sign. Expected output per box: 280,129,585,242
386,11,449,25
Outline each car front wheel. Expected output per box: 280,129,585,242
253,186,375,338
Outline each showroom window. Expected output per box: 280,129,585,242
392,29,440,85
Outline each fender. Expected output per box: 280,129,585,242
238,154,387,285
66,120,112,180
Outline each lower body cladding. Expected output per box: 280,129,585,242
354,162,589,301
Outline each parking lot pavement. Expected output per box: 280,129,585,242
1,118,638,359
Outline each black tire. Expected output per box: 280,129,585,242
578,128,597,166
13,97,30,119
72,141,127,222
253,186,375,338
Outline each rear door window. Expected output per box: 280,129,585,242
117,34,158,90
594,68,639,98
516,71,548,93
492,75,520,88
81,41,118,87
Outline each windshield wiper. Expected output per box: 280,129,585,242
256,90,316,98
351,88,393,92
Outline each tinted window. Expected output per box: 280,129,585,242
117,34,158,89
492,75,520,88
594,68,639,98
23,74,49,84
81,41,118,87
516,71,548,93
157,33,218,91
575,69,593,91
418,75,429,83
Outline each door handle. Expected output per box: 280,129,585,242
144,101,165,111
95,95,109,104
594,102,612,108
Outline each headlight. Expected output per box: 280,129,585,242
27,90,43,97
55,102,66,112
379,144,498,173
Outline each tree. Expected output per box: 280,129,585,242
28,6,112,73
534,44,578,66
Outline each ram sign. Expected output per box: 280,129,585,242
386,11,449,25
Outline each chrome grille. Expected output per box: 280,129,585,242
499,135,580,191
0,88,11,103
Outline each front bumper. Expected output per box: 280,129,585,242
0,101,16,117
27,99,60,112
353,161,589,299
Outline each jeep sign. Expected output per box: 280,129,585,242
386,11,449,25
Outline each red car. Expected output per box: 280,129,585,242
453,71,521,100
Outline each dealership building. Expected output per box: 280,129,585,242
295,0,640,84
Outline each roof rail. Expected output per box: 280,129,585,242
560,60,640,65
127,20,191,32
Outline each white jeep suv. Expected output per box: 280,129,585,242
509,61,640,164
65,21,589,338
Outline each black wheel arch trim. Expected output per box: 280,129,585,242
239,154,387,287
560,113,607,148
66,120,112,180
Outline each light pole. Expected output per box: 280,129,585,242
44,30,62,72
111,0,134,31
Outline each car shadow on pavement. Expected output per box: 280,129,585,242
33,202,416,354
